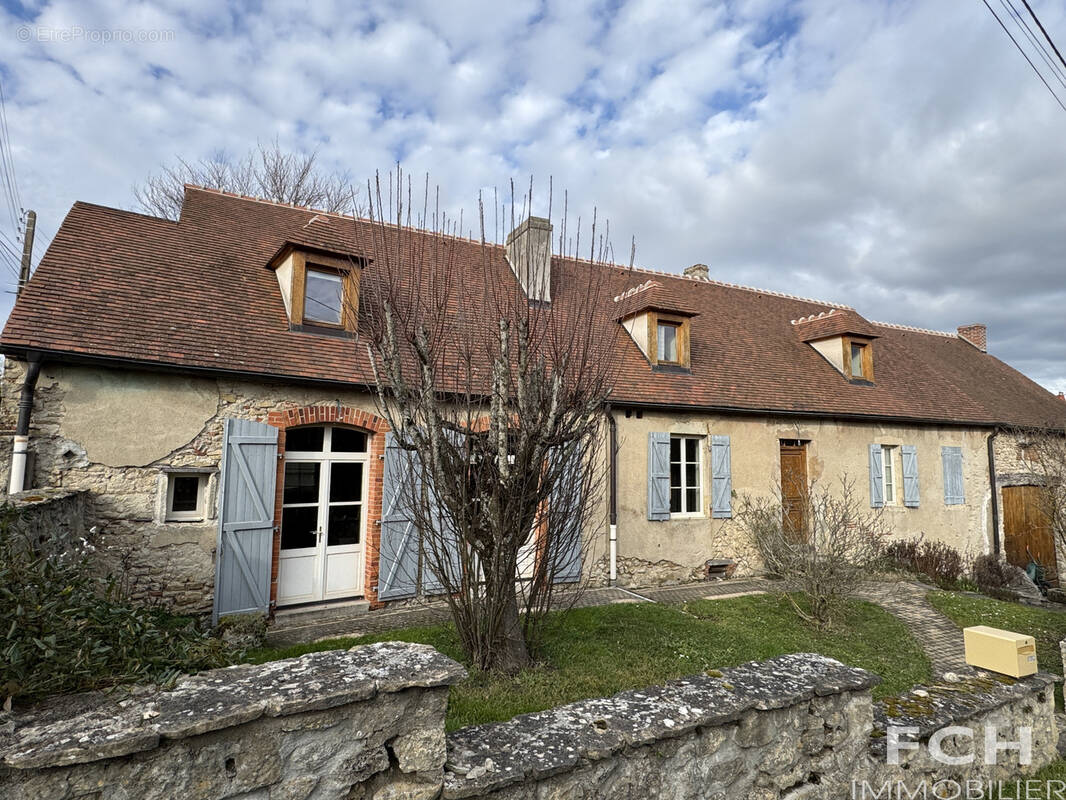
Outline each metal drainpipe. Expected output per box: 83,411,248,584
9,353,42,495
606,406,618,585
987,430,1000,557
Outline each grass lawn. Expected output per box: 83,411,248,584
927,591,1066,684
249,594,931,730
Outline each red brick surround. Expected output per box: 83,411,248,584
266,405,390,611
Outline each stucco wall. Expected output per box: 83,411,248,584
0,356,998,609
0,359,611,614
609,409,994,584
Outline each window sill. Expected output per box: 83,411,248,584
289,323,356,339
652,364,691,375
165,516,207,524
669,512,706,520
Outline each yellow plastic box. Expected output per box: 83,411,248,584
962,625,1037,677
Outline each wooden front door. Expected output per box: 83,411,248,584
779,441,809,541
1003,485,1057,581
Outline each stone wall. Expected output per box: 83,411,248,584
869,671,1059,794
0,648,1056,800
443,655,1058,800
5,488,90,556
0,360,392,613
0,641,466,800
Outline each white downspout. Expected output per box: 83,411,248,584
8,354,42,495
8,435,28,494
609,523,618,583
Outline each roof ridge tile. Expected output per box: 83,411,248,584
871,320,958,339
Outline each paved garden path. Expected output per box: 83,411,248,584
267,577,969,677
854,581,970,675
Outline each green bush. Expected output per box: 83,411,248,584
0,506,234,707
883,536,965,588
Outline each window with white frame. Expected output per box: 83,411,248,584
669,435,702,514
881,445,897,505
166,473,208,521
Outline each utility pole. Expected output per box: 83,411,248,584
18,209,35,297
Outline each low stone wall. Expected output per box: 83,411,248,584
0,648,1056,800
869,671,1059,794
445,653,876,800
0,641,466,800
5,488,90,556
444,657,1058,800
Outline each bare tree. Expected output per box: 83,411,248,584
730,477,888,629
134,139,357,220
355,170,633,673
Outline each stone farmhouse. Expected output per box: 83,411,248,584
2,185,1064,619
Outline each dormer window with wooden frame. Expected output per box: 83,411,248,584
793,309,880,386
614,280,698,371
269,242,363,334
846,338,874,382
656,319,681,365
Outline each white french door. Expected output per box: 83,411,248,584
277,425,368,606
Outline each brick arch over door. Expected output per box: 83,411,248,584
266,406,390,609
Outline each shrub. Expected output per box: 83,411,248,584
884,536,965,588
972,553,1009,590
0,506,235,708
732,477,887,629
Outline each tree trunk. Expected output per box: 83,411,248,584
491,587,531,674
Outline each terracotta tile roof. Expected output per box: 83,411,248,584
613,279,700,319
3,186,1065,430
792,309,881,341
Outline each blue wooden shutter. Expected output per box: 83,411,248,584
901,445,920,508
710,435,732,519
552,441,584,583
378,433,421,600
942,446,964,505
212,418,278,625
868,444,884,508
421,431,462,595
647,432,671,521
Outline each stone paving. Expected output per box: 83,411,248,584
266,576,969,677
854,580,970,675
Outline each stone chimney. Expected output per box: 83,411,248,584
957,323,987,352
684,263,709,280
505,216,553,303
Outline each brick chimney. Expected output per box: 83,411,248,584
505,216,553,303
957,323,987,352
684,263,709,280
1059,392,1065,402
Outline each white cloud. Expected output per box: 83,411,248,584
0,0,1064,389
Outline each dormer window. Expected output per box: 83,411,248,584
850,342,868,379
657,321,680,364
793,309,880,385
614,280,698,371
845,338,874,382
268,242,363,334
304,267,343,325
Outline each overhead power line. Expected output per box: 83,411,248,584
1001,0,1066,90
0,80,22,233
981,0,1066,112
1018,0,1066,72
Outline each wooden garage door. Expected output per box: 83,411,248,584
1003,485,1057,581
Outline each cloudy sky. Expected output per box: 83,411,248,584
0,0,1063,391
